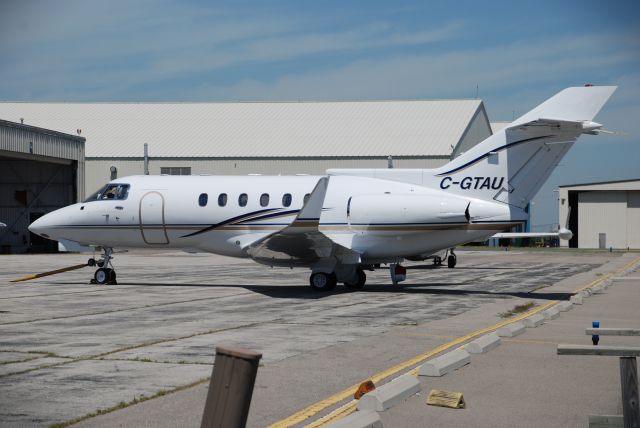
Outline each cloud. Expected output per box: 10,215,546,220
0,1,464,100
188,31,639,106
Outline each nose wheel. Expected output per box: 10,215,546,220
94,268,117,284
89,247,117,285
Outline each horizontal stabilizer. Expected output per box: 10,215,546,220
512,86,616,126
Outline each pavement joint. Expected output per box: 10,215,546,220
0,291,253,326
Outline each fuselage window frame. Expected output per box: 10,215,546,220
303,193,311,204
198,193,208,207
218,193,227,207
282,193,292,207
83,183,130,202
238,193,248,207
260,193,269,207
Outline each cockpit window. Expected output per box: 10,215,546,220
84,184,130,202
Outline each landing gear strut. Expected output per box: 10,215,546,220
89,247,117,285
447,249,457,269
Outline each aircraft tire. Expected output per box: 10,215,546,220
447,254,457,268
94,268,110,284
309,272,337,291
344,269,366,289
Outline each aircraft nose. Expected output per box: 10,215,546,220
28,212,56,239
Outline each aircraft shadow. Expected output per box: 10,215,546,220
103,281,573,301
406,265,524,271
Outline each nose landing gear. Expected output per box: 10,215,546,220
88,247,117,285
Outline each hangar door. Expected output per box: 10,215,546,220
0,156,75,253
628,191,640,249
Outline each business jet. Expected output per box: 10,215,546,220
27,86,616,290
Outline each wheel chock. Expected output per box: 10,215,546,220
426,389,465,409
354,380,376,399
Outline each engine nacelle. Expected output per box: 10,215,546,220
347,193,513,233
348,193,469,226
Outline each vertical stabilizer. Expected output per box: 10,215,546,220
426,86,616,208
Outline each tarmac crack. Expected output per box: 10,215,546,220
0,321,262,379
0,290,254,326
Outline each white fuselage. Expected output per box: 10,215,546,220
31,174,524,265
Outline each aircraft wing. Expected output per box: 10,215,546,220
244,177,361,267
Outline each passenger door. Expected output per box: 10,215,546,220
139,191,169,244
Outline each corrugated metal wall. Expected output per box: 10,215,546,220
0,120,85,199
451,105,493,158
85,157,448,194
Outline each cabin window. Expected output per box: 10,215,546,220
303,193,311,204
282,193,292,207
238,193,248,207
83,184,130,202
260,193,269,207
198,193,208,207
218,193,227,207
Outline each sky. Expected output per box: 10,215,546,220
1,0,639,231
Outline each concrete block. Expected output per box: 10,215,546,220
496,322,526,337
570,294,583,305
523,313,545,328
591,284,604,294
542,307,560,320
464,333,501,354
587,414,623,428
325,410,383,428
419,348,470,377
557,301,573,312
357,374,421,411
581,289,593,298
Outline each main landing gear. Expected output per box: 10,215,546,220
447,249,457,269
88,247,117,285
308,267,367,291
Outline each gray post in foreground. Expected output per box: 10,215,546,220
558,345,639,428
201,346,262,428
620,357,639,428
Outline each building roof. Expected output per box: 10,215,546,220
0,100,487,158
0,119,85,143
559,178,640,191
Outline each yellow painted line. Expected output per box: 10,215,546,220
270,255,640,428
270,301,557,428
572,255,640,294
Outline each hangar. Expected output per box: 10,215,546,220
559,179,640,249
0,119,85,253
0,100,492,195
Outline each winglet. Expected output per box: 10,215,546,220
295,176,329,222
